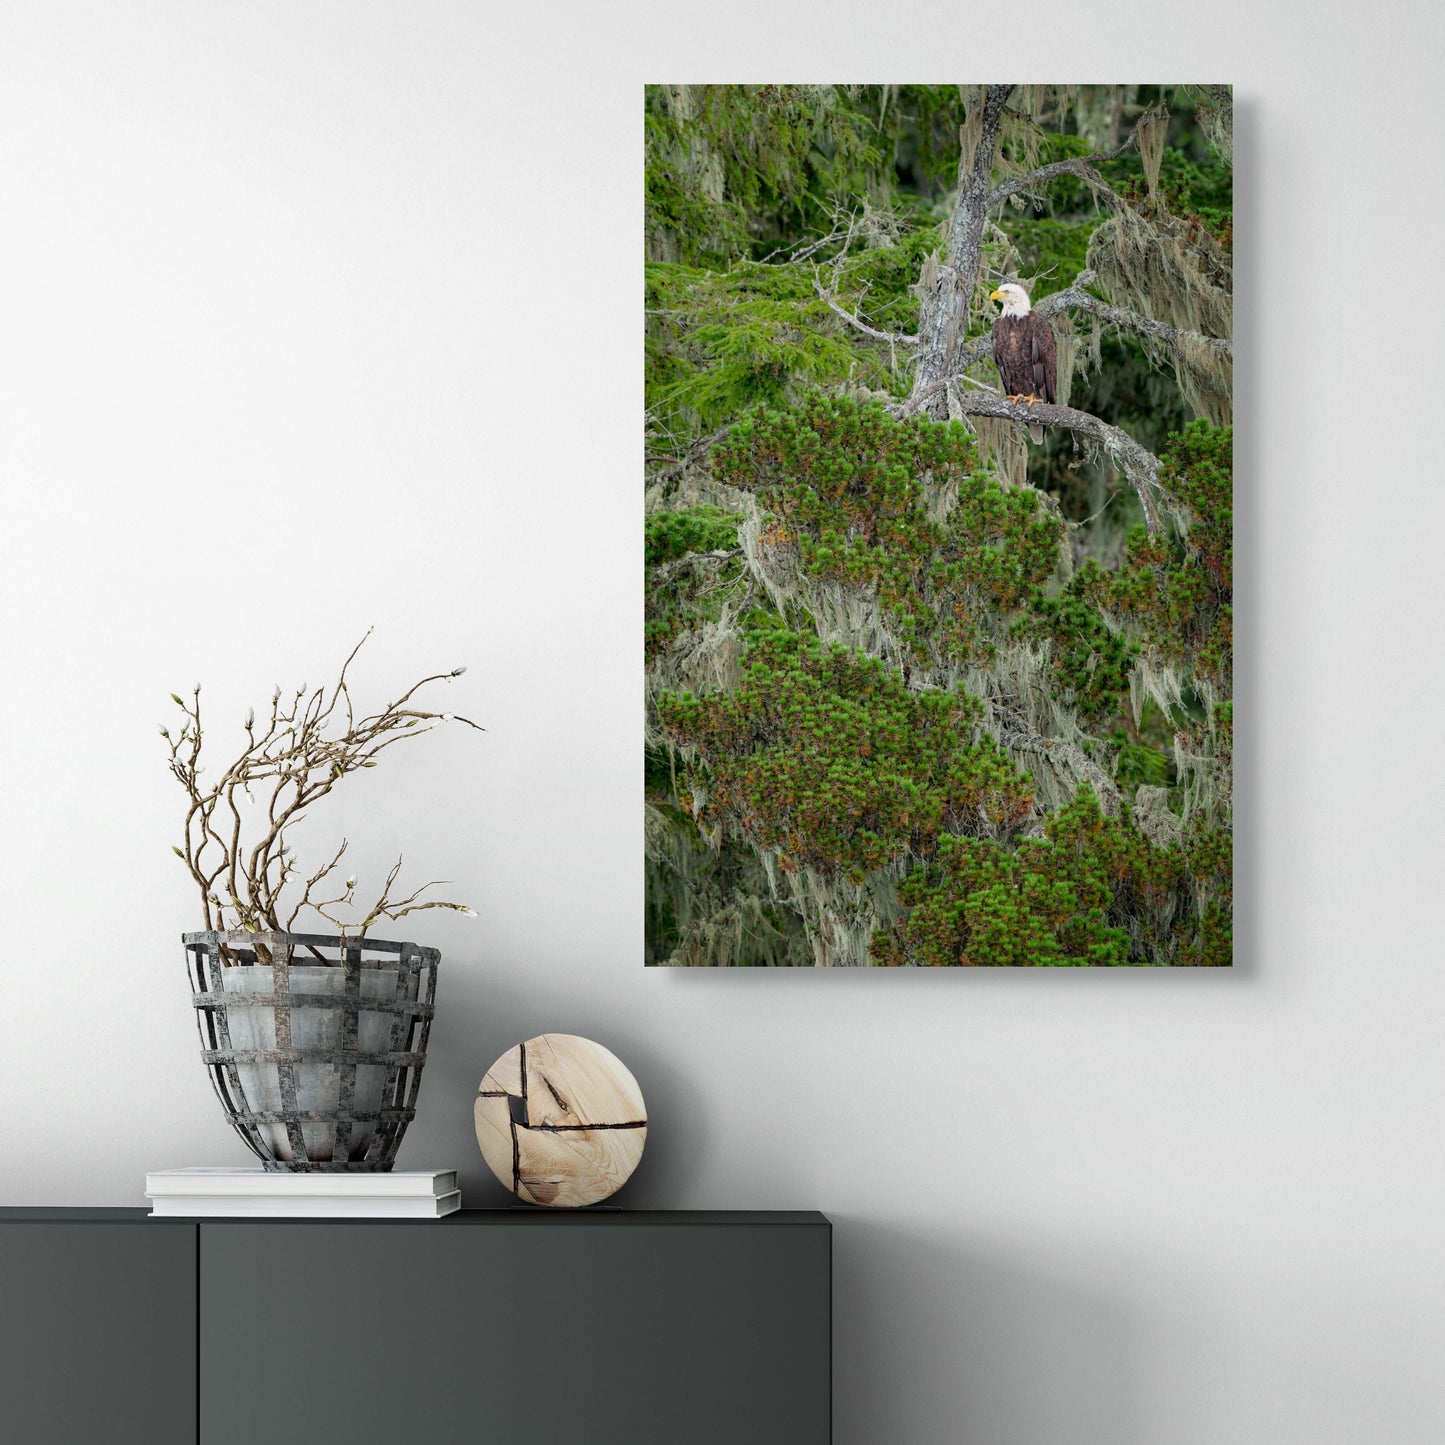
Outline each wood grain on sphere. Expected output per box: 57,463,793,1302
474,1034,646,1208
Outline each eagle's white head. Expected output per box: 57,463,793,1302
989,283,1032,317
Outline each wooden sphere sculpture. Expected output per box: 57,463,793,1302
475,1034,646,1207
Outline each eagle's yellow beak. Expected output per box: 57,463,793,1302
989,288,1006,302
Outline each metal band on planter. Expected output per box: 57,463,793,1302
184,930,439,1172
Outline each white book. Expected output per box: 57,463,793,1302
147,1189,461,1219
144,1168,461,1218
146,1167,457,1197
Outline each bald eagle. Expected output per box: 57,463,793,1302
989,283,1056,444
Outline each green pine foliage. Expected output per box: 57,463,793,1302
645,505,742,567
874,787,1183,967
872,785,1231,967
1118,146,1234,248
715,397,1061,665
645,505,745,662
1012,590,1137,723
1081,420,1233,687
647,222,942,446
658,629,1034,881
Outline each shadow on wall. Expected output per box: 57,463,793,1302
1230,96,1258,984
834,1219,1138,1445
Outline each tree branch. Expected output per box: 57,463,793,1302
1038,272,1231,356
649,548,744,585
812,276,919,345
935,333,997,374
983,104,1152,210
899,390,1165,535
911,85,1015,415
993,710,1121,816
645,425,730,488
987,149,1127,209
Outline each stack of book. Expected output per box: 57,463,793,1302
144,1167,461,1218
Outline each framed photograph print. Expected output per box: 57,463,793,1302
645,86,1232,968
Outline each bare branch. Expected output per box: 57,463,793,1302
992,707,1121,816
645,424,731,489
757,222,849,267
650,548,744,586
984,101,1156,211
286,840,351,932
165,634,482,941
987,143,1132,209
936,333,997,374
347,855,477,936
812,274,919,345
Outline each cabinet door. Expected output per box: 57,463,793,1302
0,1218,197,1444
201,1219,829,1444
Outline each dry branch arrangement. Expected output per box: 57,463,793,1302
163,631,481,945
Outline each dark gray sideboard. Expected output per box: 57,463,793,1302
0,1208,831,1444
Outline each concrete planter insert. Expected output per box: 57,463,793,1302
184,930,439,1172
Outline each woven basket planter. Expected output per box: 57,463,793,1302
184,930,439,1172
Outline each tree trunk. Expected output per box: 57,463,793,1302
910,85,1013,418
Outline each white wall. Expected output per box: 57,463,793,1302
3,5,1442,1442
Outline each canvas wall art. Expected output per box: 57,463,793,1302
645,85,1233,967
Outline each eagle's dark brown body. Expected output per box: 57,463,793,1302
991,311,1057,442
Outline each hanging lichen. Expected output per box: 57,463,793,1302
1133,102,1171,199
1194,86,1233,164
